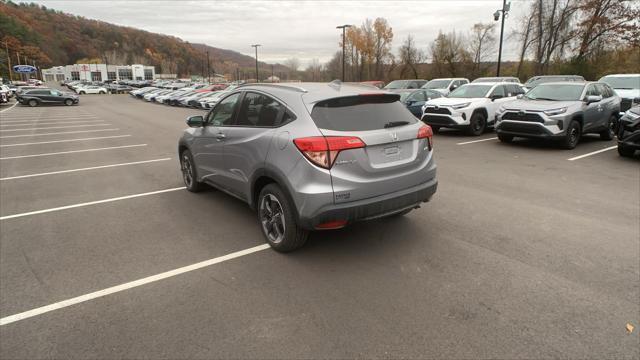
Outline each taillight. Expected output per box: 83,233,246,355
293,136,365,169
417,125,433,150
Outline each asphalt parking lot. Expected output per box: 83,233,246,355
0,89,638,359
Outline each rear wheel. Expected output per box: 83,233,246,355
561,120,581,149
99,91,106,94
430,125,441,134
79,91,85,95
466,112,486,136
258,184,308,252
498,133,514,143
180,150,204,192
28,99,38,107
64,99,73,106
599,114,616,140
618,145,635,157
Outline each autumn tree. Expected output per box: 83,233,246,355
430,31,468,77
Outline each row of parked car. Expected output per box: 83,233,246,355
379,74,639,153
129,83,236,109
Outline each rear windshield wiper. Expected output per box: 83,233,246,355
384,121,410,128
531,97,557,101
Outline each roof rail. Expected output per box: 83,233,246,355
237,83,308,93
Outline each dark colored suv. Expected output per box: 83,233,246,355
17,89,79,107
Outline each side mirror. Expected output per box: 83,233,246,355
516,94,524,99
450,84,458,91
585,95,602,104
406,100,415,106
490,95,503,101
186,115,204,127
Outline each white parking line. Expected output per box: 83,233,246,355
0,128,120,138
1,116,98,123
0,243,270,326
1,114,96,119
0,158,171,180
0,186,185,220
0,144,146,160
0,124,110,132
0,135,132,147
457,137,498,145
567,146,617,161
1,120,104,126
0,102,18,113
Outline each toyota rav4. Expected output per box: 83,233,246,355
178,82,438,252
495,82,620,149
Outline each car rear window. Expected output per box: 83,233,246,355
310,94,417,131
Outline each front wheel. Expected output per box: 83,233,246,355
258,184,309,252
64,99,73,106
618,145,635,157
99,91,106,94
79,91,85,95
599,115,616,140
498,133,514,143
466,112,486,136
180,150,204,192
561,120,581,149
28,99,38,107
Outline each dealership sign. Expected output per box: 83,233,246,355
13,65,38,73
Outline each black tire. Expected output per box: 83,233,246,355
79,91,85,95
28,99,38,107
599,114,616,140
431,125,441,134
258,184,309,252
561,120,581,149
64,99,73,106
466,112,487,136
99,91,105,94
618,145,635,157
498,133,514,143
180,150,204,192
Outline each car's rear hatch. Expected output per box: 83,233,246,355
309,94,435,204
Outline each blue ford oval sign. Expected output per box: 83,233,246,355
13,65,37,73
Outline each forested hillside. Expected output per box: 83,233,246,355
0,1,286,78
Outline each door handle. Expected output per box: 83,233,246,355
215,132,226,140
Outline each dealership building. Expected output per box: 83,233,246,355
41,64,155,82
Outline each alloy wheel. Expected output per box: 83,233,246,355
181,153,193,187
260,194,286,244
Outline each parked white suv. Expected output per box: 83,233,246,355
421,82,525,135
76,85,107,95
421,78,469,96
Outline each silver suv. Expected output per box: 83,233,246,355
495,82,620,149
178,82,438,251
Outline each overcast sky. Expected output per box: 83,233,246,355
32,0,531,66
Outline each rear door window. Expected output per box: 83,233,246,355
235,92,289,127
310,95,417,131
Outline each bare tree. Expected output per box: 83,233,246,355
399,34,424,78
430,31,468,77
468,23,496,77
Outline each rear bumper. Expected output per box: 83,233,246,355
298,178,438,230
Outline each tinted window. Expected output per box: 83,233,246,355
408,91,427,102
236,92,287,127
585,84,600,96
426,90,443,100
310,95,417,131
207,93,240,126
599,76,640,90
595,84,611,98
490,86,506,98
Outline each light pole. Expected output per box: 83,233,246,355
251,44,261,82
206,50,211,83
494,0,510,76
336,24,352,82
